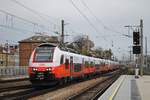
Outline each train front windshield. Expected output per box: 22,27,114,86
34,46,54,62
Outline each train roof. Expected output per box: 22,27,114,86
37,43,118,63
37,43,57,47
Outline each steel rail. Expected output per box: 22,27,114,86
67,71,121,100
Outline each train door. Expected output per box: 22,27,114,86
82,58,84,76
70,56,73,79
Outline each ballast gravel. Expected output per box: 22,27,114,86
29,76,108,100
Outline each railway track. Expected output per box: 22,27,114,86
0,81,68,100
0,78,31,92
0,82,81,100
28,70,121,100
67,72,120,100
0,86,57,100
0,78,34,100
0,85,32,93
0,70,123,100
0,78,29,83
0,80,70,100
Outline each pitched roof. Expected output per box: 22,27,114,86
19,33,59,43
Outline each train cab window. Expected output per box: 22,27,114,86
34,46,54,62
60,55,64,64
65,59,69,69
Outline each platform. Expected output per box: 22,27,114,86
99,75,150,100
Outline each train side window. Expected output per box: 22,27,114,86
90,62,94,67
74,63,81,72
103,62,105,66
82,58,84,65
60,55,64,64
93,62,95,67
99,61,101,66
95,64,99,70
90,62,92,67
65,59,69,69
85,61,89,67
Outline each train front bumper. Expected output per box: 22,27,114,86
29,71,55,81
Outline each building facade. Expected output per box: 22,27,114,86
0,45,19,67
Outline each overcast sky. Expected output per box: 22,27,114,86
0,0,149,59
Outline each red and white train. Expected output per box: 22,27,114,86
28,43,119,85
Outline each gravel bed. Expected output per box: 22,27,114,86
29,76,108,100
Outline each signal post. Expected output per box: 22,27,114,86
125,19,144,77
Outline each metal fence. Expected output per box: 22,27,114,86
0,66,28,76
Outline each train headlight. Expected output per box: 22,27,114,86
33,68,37,71
46,68,52,71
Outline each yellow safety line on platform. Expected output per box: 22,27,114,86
108,75,125,100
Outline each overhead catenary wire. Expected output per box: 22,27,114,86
10,0,58,27
69,0,101,34
80,0,107,29
0,24,33,33
80,0,123,35
0,9,54,33
10,0,112,42
10,0,80,37
68,0,112,43
0,9,36,25
78,0,127,50
68,0,124,44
